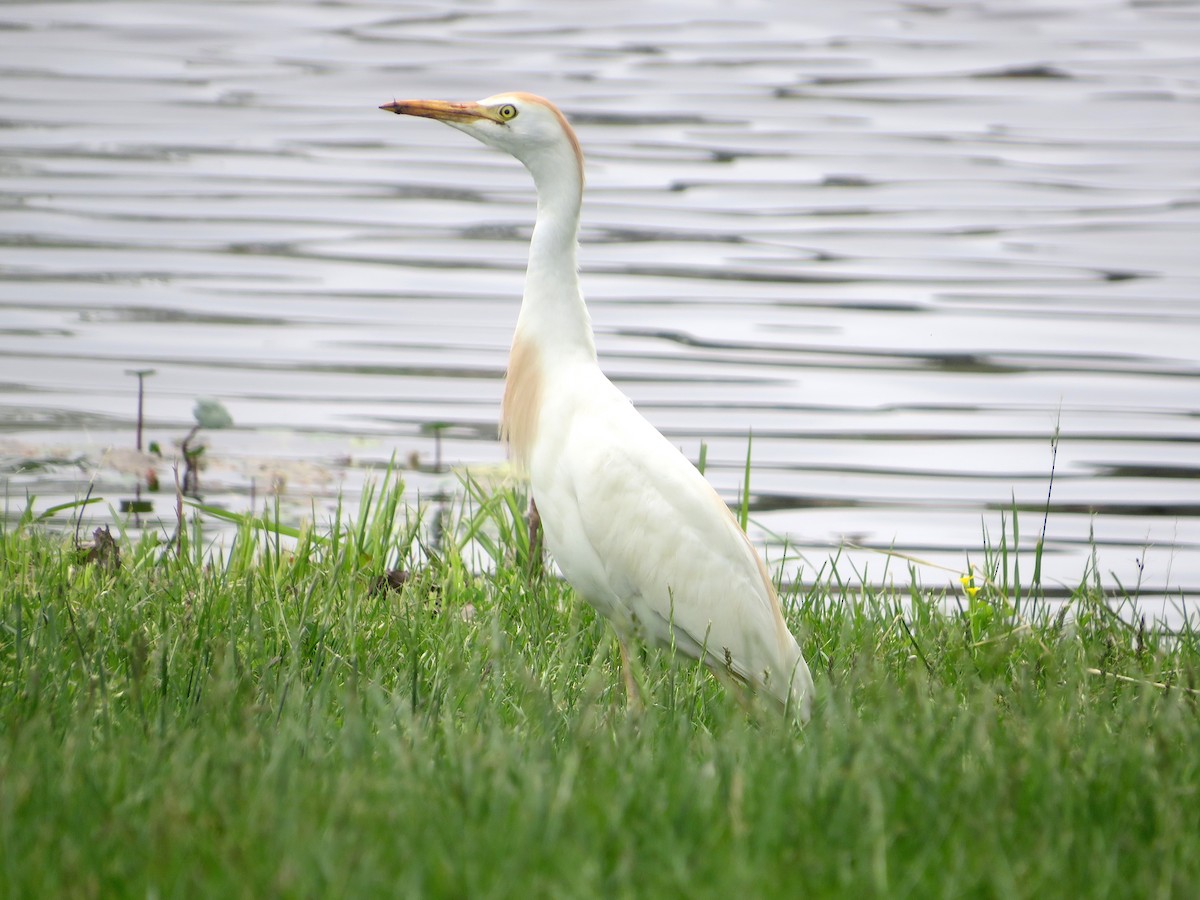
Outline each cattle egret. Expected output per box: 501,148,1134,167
381,93,814,721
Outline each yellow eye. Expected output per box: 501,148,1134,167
497,103,518,120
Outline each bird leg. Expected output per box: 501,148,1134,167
617,636,643,712
526,495,543,577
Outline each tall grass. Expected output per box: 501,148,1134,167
1,476,1197,897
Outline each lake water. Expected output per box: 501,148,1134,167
2,0,1198,620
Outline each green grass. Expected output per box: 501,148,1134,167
1,478,1198,898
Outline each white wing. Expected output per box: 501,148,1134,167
529,365,807,706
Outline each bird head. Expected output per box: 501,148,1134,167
380,92,583,187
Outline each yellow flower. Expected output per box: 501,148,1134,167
960,574,981,599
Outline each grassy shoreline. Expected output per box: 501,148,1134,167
2,483,1198,897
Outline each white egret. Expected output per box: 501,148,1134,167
381,93,814,720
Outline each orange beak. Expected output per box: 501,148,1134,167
379,99,491,122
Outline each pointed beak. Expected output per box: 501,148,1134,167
379,99,491,123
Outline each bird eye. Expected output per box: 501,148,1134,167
497,103,518,120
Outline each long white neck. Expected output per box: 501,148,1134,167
501,136,596,470
513,152,596,363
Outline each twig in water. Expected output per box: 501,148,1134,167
125,369,156,452
181,425,201,496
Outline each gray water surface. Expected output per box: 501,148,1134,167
2,0,1198,615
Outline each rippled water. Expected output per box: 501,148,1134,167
2,0,1198,615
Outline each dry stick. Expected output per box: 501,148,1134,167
180,425,201,496
1085,667,1200,696
125,368,155,452
173,461,184,557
